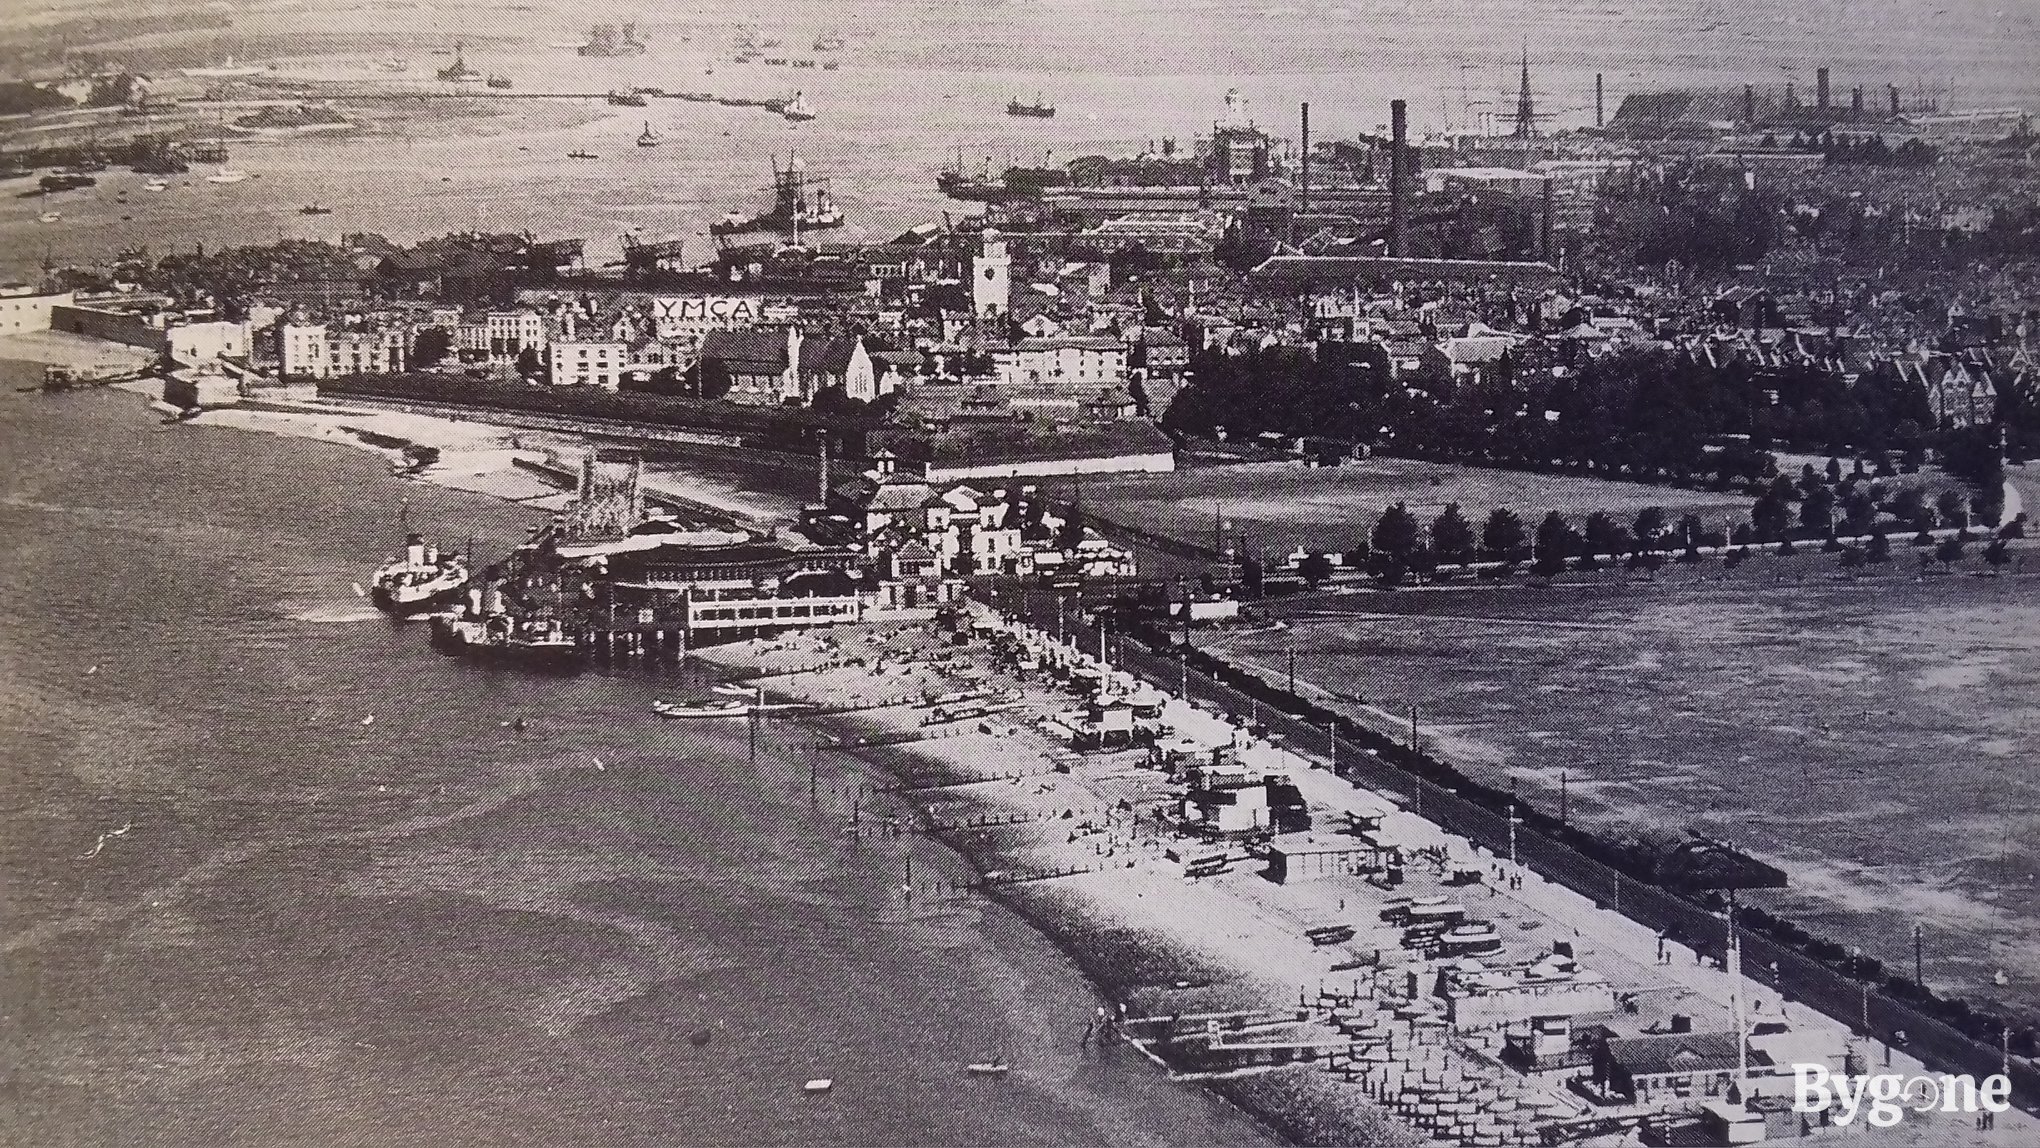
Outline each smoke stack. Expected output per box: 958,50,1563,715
1889,84,1901,115
1595,73,1604,128
1299,102,1311,218
1744,84,1756,124
1540,176,1554,262
1852,86,1864,117
1785,81,1795,109
1817,67,1831,110
1389,99,1407,259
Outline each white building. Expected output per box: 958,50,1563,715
993,335,1128,388
973,232,1011,321
0,284,71,335
485,309,547,363
280,322,407,378
168,320,251,366
549,339,629,389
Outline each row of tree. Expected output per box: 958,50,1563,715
1161,345,1944,484
1262,464,2014,589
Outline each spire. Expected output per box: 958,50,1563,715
1514,44,1536,139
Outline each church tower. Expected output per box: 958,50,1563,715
973,231,1011,321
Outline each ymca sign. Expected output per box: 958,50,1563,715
652,295,763,335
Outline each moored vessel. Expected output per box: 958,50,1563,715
372,533,471,616
709,154,843,237
1006,94,1055,118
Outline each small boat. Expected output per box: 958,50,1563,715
792,58,816,69
37,211,61,224
965,1061,1010,1077
637,121,661,147
143,179,169,191
654,699,751,719
205,167,250,184
607,90,647,107
712,682,756,697
821,60,839,70
813,32,844,51
486,74,512,89
763,56,788,66
803,1078,833,1094
781,91,815,121
567,149,599,160
300,202,332,215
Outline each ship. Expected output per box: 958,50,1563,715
607,90,648,107
1007,94,1055,118
709,154,843,237
38,173,97,193
636,121,661,147
812,32,844,51
429,610,583,672
577,23,648,57
204,167,250,184
299,201,332,215
371,533,471,616
436,43,485,83
936,154,1007,203
780,91,816,121
791,58,816,69
486,74,512,89
182,55,267,79
567,149,599,160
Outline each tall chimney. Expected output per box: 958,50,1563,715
1595,73,1605,128
1851,86,1864,117
1785,81,1796,109
1389,99,1407,259
1889,84,1901,115
1540,175,1554,262
1299,101,1311,218
1744,84,1756,124
1817,67,1831,110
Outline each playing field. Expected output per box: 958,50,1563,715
1076,457,1761,557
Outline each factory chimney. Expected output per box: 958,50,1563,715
1817,67,1831,111
1388,99,1408,259
1889,84,1901,116
1299,102,1311,219
1785,80,1796,109
1540,175,1554,262
1744,84,1756,124
1595,73,1605,128
1851,86,1864,117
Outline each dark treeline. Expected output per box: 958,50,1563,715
1162,344,1938,485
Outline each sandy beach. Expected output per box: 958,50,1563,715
685,612,2035,1147
6,343,796,527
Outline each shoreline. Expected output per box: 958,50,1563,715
15,348,2032,1143
686,616,2036,1147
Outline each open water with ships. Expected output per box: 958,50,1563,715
0,372,1282,1146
